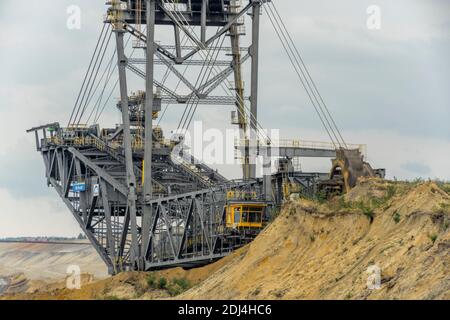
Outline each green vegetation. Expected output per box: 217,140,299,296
331,183,400,222
412,177,424,185
158,277,168,289
393,211,401,223
167,278,192,296
316,190,328,204
103,295,121,300
145,273,167,289
386,185,397,199
337,196,351,210
435,179,450,194
333,197,374,219
355,201,374,221
438,202,450,213
146,273,157,288
146,273,192,296
429,233,438,244
173,277,190,290
288,206,296,216
270,207,282,221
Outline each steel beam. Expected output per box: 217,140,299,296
182,2,254,61
68,147,128,196
49,177,114,273
114,30,139,268
129,58,232,66
100,178,116,270
249,2,261,180
142,0,156,270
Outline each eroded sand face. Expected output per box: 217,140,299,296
2,180,449,300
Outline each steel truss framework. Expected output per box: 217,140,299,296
27,128,264,273
110,0,265,180
28,0,274,273
27,0,384,275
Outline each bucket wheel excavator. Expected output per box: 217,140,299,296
319,149,383,195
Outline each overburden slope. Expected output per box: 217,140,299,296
2,179,449,300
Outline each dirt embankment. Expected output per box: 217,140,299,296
0,241,108,280
180,179,450,299
0,244,237,300
0,241,109,296
2,179,449,300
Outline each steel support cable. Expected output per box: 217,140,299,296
72,25,112,126
165,1,273,144
160,2,271,153
263,4,338,147
93,33,134,124
91,30,134,124
183,35,225,131
266,6,340,148
96,54,115,121
72,24,111,126
265,2,347,148
94,34,136,123
179,32,224,131
176,33,222,131
158,35,195,126
92,66,120,124
68,23,107,126
94,78,120,124
177,33,223,130
86,47,116,124
264,3,339,147
86,56,114,123
164,1,272,144
75,29,114,126
268,2,347,148
184,35,227,131
87,51,116,124
136,31,191,141
157,58,189,125
180,38,221,130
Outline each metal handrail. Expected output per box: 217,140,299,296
234,138,365,152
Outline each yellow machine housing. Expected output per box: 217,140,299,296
225,203,266,229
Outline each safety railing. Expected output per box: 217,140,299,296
234,138,367,159
234,138,365,152
171,154,214,187
50,134,148,153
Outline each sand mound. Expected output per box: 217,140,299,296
0,254,237,300
344,177,393,203
0,242,108,280
3,180,449,300
180,181,450,300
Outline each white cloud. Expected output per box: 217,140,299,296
0,188,80,238
0,0,449,237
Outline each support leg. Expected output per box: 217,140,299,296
249,3,261,180
142,0,156,269
115,30,139,270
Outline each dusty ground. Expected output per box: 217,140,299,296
0,243,237,300
0,241,108,280
180,179,450,299
0,241,109,297
1,179,449,300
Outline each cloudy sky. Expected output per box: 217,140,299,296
0,0,449,237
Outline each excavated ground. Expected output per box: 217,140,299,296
0,241,108,281
180,179,450,299
2,179,449,300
